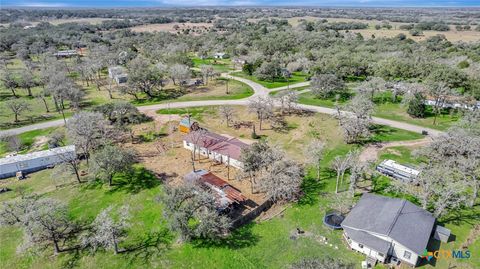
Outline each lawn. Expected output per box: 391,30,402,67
378,146,422,165
0,127,58,157
297,92,459,131
192,57,234,72
269,86,310,96
374,102,459,131
232,71,308,89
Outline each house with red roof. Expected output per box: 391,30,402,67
183,131,250,169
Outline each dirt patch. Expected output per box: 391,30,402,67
359,138,431,163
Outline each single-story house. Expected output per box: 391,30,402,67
107,66,128,84
184,169,246,211
341,193,438,267
0,145,76,179
183,131,249,169
376,159,420,183
214,52,229,59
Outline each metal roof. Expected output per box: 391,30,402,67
0,145,76,166
379,159,420,177
184,131,249,160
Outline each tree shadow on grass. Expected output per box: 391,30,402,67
191,223,260,250
108,167,162,194
122,229,174,267
298,173,328,206
438,206,480,227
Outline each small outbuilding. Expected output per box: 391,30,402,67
0,145,76,179
214,52,229,59
108,66,128,84
179,116,200,133
184,169,246,211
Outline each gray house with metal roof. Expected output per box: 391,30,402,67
0,145,76,179
341,193,436,267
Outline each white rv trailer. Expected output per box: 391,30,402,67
0,145,76,179
376,159,420,183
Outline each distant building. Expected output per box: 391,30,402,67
0,145,76,179
214,52,229,59
424,99,480,111
342,194,442,268
54,50,79,58
184,169,246,211
183,131,249,169
376,159,420,183
108,66,128,84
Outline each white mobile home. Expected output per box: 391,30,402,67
342,194,436,267
0,145,76,179
376,159,419,183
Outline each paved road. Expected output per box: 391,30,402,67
0,74,443,137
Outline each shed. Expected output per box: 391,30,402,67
184,169,246,211
0,145,76,179
179,117,200,133
433,225,451,243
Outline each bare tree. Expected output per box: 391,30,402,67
66,111,112,163
331,150,358,194
18,68,36,97
4,98,30,122
82,205,130,254
161,184,231,241
276,90,299,114
304,139,325,180
428,81,453,125
240,140,283,193
311,74,345,98
218,106,235,126
336,94,374,144
1,69,18,97
200,65,214,85
169,64,190,85
290,257,354,269
90,145,136,186
185,129,208,171
260,158,304,202
355,77,386,101
6,135,23,153
0,196,77,255
248,96,273,130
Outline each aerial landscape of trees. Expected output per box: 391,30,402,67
0,6,479,269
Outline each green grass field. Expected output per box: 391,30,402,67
297,92,459,131
192,57,234,72
232,71,308,89
0,128,58,157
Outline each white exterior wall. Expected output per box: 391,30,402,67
346,237,387,263
0,148,76,179
183,140,243,169
390,241,419,266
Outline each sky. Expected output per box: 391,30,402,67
2,0,480,7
